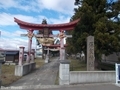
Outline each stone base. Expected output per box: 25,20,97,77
45,60,49,63
4,62,17,65
45,57,49,63
15,62,36,76
59,78,69,85
59,60,70,85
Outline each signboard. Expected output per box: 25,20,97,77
43,28,49,38
115,63,120,84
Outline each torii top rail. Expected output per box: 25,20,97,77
14,17,80,30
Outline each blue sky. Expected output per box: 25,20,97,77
0,0,76,50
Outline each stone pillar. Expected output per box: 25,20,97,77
45,48,49,63
87,36,95,71
31,54,34,63
18,47,25,66
60,48,65,60
42,46,45,59
31,49,35,59
26,38,32,63
59,60,70,85
26,53,29,62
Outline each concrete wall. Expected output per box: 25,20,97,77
70,71,115,84
15,62,36,76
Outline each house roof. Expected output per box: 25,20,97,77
0,49,19,52
5,51,19,55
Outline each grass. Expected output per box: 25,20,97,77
1,65,21,86
34,57,45,68
1,57,45,86
69,58,101,71
55,71,59,85
68,58,87,71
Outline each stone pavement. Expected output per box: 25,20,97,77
10,57,59,86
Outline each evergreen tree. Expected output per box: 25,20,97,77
66,0,120,60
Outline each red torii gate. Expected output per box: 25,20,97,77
14,17,80,64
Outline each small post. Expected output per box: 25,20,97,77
19,47,25,66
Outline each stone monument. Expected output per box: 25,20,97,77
87,36,95,71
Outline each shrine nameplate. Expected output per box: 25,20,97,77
43,28,49,38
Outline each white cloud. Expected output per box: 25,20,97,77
0,0,17,9
0,27,26,36
0,13,14,26
0,0,41,12
0,0,75,15
0,13,42,26
0,13,71,26
37,0,75,15
48,16,70,24
0,29,36,50
0,34,36,50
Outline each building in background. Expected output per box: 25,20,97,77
5,51,19,65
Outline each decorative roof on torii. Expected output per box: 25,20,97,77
14,17,80,30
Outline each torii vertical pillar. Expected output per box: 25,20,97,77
26,30,34,63
31,49,35,63
59,30,65,60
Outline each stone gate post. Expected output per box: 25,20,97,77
59,60,70,85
